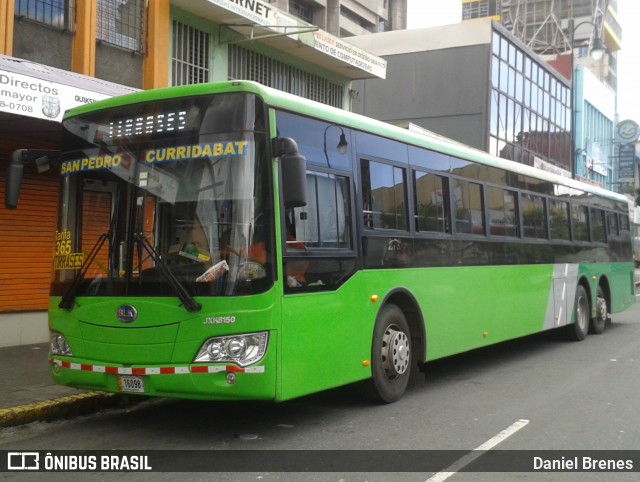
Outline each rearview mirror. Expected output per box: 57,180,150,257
5,149,58,209
273,137,307,209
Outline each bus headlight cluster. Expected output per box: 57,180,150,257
50,332,73,356
193,332,268,367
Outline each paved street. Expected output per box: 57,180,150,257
1,294,639,481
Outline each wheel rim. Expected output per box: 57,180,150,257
381,324,410,379
596,296,607,322
576,294,589,332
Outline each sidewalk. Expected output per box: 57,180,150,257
0,343,128,428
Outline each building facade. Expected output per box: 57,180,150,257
462,0,621,86
461,0,624,192
269,0,407,36
0,0,394,346
349,20,573,177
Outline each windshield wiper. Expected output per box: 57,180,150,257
134,233,202,312
59,232,109,311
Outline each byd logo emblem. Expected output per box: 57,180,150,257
116,305,138,323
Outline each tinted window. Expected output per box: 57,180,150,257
620,214,630,233
356,132,408,163
522,193,547,239
408,146,450,172
414,171,450,233
607,211,619,236
275,111,352,171
590,209,606,243
571,204,589,242
487,187,518,237
549,199,570,240
288,172,351,250
362,159,407,231
452,179,485,235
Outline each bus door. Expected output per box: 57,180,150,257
279,170,360,399
78,179,119,280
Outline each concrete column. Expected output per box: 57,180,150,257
72,0,97,76
326,0,341,36
389,0,407,31
0,0,14,55
143,0,170,89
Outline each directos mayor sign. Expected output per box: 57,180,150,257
0,69,110,123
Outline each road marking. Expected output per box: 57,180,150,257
425,418,530,482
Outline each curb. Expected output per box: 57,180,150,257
0,392,130,428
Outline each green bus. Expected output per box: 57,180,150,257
5,81,635,403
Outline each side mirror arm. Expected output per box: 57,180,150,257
5,149,59,209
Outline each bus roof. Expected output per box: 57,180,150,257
64,80,628,205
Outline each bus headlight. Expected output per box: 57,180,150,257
50,332,73,356
194,332,268,367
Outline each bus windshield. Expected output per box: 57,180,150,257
52,93,273,303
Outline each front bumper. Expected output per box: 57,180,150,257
49,356,276,401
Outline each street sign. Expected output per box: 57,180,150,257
617,144,637,182
616,119,640,144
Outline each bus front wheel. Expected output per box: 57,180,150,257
566,285,590,341
361,304,411,403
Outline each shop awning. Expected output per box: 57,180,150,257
0,55,140,156
0,54,139,124
172,0,387,80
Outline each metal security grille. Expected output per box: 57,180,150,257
228,45,344,108
171,21,210,86
96,0,145,53
14,0,74,31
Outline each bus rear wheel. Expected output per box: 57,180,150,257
361,304,411,403
565,284,589,341
590,285,609,334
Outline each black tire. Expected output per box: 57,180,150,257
590,285,609,334
565,284,589,341
360,304,411,403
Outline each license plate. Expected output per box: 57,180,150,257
117,375,145,393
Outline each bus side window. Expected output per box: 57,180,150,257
571,204,589,242
289,172,351,250
487,186,519,237
413,170,451,234
619,213,630,233
283,171,354,292
549,199,570,240
590,208,607,243
452,178,485,235
521,193,548,239
361,159,407,231
607,211,619,236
